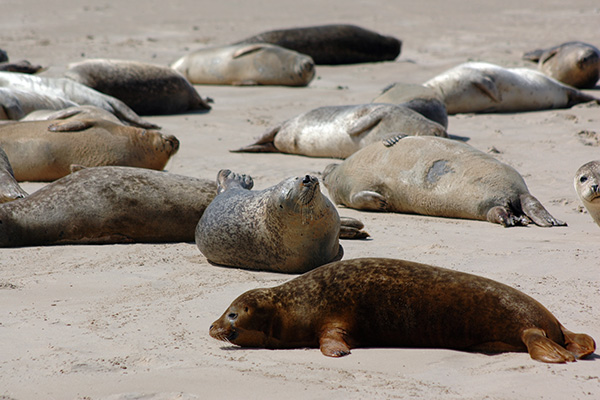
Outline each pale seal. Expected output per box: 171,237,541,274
322,135,566,227
0,147,28,203
170,43,315,86
0,71,158,128
196,170,346,274
574,160,600,227
65,59,211,115
0,119,179,181
232,103,447,158
523,41,600,89
423,62,599,114
210,257,595,363
0,166,217,246
233,24,401,65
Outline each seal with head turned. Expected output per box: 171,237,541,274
0,166,217,247
423,62,599,114
574,160,600,227
232,103,447,159
196,169,352,274
210,257,595,362
322,135,566,227
170,43,315,86
523,41,600,89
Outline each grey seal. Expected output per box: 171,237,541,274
574,160,600,227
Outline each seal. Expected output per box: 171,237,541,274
0,119,179,181
196,170,344,274
574,160,600,227
0,146,28,203
0,60,44,74
233,24,401,65
210,257,596,362
0,166,217,246
423,62,599,114
0,71,158,128
20,105,123,125
232,104,448,158
372,82,448,128
0,87,78,121
170,43,315,86
523,42,600,89
322,135,566,227
65,59,211,115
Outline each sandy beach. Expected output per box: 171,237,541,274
1,0,599,399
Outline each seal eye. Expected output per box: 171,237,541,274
228,313,238,320
244,307,249,312
580,176,588,183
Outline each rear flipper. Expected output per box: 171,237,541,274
522,328,576,363
520,194,566,227
561,325,596,359
339,216,370,239
486,206,531,227
230,126,281,153
349,190,388,211
216,169,254,194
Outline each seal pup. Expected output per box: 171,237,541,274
322,135,565,227
196,170,347,274
0,147,27,203
232,104,448,159
0,71,158,128
0,166,217,247
20,105,123,125
170,43,315,86
210,257,596,363
423,62,599,114
372,82,448,128
233,24,401,65
574,160,600,227
65,59,211,115
523,42,600,89
0,119,179,181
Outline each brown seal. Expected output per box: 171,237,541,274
20,105,123,125
0,119,179,181
65,59,211,115
210,257,596,363
0,146,28,203
233,24,401,65
0,166,217,247
322,135,565,227
574,160,600,227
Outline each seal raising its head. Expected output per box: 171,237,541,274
574,160,600,227
210,258,595,362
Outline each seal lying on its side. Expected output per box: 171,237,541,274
0,87,78,121
20,105,123,125
0,119,179,181
170,43,315,86
233,24,401,65
210,257,596,362
574,160,600,227
196,170,351,274
423,62,599,114
0,147,27,203
322,135,565,227
65,59,211,115
523,41,600,89
232,104,447,159
0,166,217,247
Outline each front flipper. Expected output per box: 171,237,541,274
349,190,388,211
473,75,502,103
346,106,389,137
486,206,530,227
319,326,352,357
522,328,576,363
216,169,254,194
561,325,596,359
339,216,370,239
520,194,566,227
47,119,94,132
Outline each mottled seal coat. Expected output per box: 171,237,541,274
170,43,315,86
523,41,600,89
233,24,401,65
0,166,217,247
372,82,449,128
232,104,447,159
210,257,595,362
322,135,565,227
574,160,600,227
65,59,211,115
20,105,123,125
0,71,158,128
0,147,27,203
423,62,599,114
196,170,343,274
0,119,179,181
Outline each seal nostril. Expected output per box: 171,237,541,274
303,175,311,184
209,324,214,330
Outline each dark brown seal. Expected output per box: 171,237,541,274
233,24,401,65
210,257,596,363
0,166,217,247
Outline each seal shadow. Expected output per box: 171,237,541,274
448,133,470,142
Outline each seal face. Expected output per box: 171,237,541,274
210,257,596,363
0,166,217,246
170,43,315,87
423,62,599,114
195,169,342,274
322,135,565,227
65,59,211,115
574,160,600,227
232,104,447,158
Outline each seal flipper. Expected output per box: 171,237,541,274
522,48,545,63
519,193,566,227
486,206,530,227
522,328,576,363
319,326,352,357
349,190,388,211
216,169,254,194
47,119,94,132
472,75,502,103
560,325,596,359
346,106,390,137
104,96,160,130
231,126,281,153
339,216,370,239
0,147,28,203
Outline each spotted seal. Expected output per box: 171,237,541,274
574,160,600,227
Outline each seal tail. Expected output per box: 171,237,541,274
520,193,566,227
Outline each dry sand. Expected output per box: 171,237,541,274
1,0,599,399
